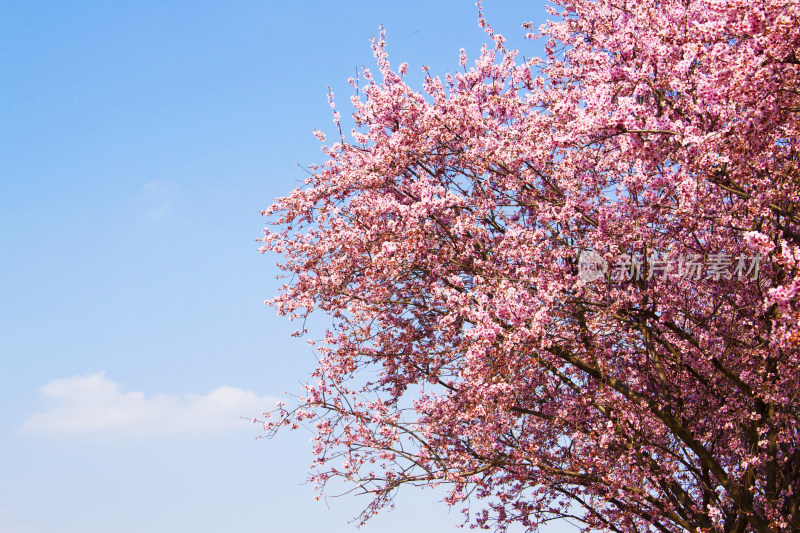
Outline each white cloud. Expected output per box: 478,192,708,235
136,179,176,219
22,373,277,438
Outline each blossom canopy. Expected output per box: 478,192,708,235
260,1,800,531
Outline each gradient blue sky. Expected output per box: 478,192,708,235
0,2,578,532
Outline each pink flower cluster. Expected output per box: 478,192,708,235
260,1,800,531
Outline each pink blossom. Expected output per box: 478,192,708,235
260,2,800,531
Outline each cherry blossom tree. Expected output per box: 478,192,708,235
259,1,800,531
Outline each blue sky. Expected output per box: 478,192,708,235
0,2,577,532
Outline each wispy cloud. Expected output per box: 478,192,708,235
22,373,276,438
136,179,176,220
